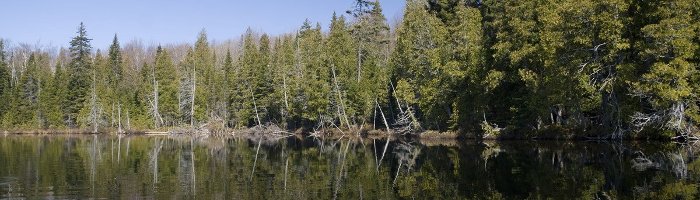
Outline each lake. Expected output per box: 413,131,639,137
0,135,697,199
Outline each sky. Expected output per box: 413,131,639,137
0,0,405,50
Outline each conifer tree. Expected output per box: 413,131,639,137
0,40,10,122
106,35,125,127
108,35,123,95
391,0,449,130
350,0,390,124
234,29,259,127
193,30,214,122
40,62,67,128
153,46,179,126
326,12,356,127
631,0,699,136
270,35,297,128
64,22,93,127
295,20,330,127
4,53,41,128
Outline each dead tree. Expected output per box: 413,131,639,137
117,103,123,134
191,63,196,127
87,70,102,133
249,85,262,127
149,69,163,128
331,65,351,129
179,65,196,127
632,101,698,140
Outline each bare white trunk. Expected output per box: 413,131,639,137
250,86,262,127
389,81,404,113
332,65,351,129
191,63,196,127
111,103,115,127
357,42,362,82
89,70,100,133
117,103,123,134
151,71,162,128
376,99,391,135
282,75,289,110
126,109,131,130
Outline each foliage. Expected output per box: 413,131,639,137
0,1,697,139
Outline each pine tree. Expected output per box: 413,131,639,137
326,12,357,128
4,53,41,128
295,20,330,127
64,22,93,128
256,33,274,122
153,46,179,126
106,35,125,127
108,35,123,95
270,35,297,128
350,0,391,124
391,0,449,130
630,0,699,137
445,2,491,131
193,30,214,123
556,0,631,137
222,49,236,127
234,29,259,127
0,40,10,123
40,62,67,128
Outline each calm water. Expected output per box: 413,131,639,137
0,135,698,199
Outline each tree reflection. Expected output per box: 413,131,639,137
0,136,699,199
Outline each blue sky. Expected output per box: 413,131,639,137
0,0,405,50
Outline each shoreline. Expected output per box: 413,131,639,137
1,127,693,142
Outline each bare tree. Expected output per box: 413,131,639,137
87,69,102,133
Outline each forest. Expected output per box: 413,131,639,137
0,0,698,140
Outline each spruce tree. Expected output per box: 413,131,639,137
326,13,357,127
296,20,330,126
351,0,390,124
4,53,41,128
64,22,93,128
154,46,179,126
270,35,297,128
41,63,67,128
193,30,214,123
108,35,123,95
0,40,10,123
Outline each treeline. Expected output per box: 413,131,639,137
0,0,698,139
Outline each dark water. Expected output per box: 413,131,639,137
0,135,698,199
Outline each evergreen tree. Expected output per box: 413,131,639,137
193,30,214,123
350,0,391,124
445,2,491,131
106,35,125,127
3,53,41,128
391,0,449,130
77,51,106,132
108,35,123,95
0,40,10,122
64,22,93,128
270,35,297,128
223,49,237,127
326,12,357,127
630,0,699,136
295,20,330,127
233,29,259,127
153,46,179,126
40,62,67,128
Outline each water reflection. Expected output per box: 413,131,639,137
0,135,698,199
